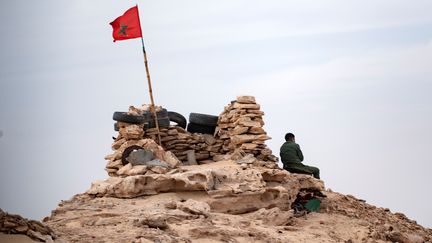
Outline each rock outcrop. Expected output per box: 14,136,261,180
43,159,431,242
44,181,432,242
0,208,56,242
88,160,323,214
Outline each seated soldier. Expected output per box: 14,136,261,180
280,132,320,179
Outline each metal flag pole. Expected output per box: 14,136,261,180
136,4,161,145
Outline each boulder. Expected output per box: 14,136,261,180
127,149,154,166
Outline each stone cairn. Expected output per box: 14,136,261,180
216,96,278,163
105,96,278,177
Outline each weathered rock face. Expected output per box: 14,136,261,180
0,208,56,242
89,160,324,214
45,182,432,243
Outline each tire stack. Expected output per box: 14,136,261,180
113,107,180,132
215,96,279,162
186,113,219,135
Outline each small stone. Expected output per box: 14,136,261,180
162,151,181,168
167,129,179,135
229,126,249,136
106,159,123,171
249,127,266,134
237,96,256,104
165,201,177,209
27,230,47,242
177,199,210,216
119,124,144,140
117,163,133,176
15,225,29,233
231,134,271,145
212,154,228,162
237,154,257,164
150,165,169,174
128,165,147,176
240,143,258,150
3,220,18,228
137,217,168,230
111,138,126,150
232,102,260,110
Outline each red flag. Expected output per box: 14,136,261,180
110,6,142,42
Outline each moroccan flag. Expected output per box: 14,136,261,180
110,6,142,42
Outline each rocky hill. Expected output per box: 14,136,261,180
40,159,430,243
2,96,431,242
2,159,431,242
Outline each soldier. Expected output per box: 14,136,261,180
280,133,320,179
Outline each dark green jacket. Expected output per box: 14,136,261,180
280,141,304,164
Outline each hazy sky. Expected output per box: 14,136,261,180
1,1,431,228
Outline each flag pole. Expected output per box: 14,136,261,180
136,4,162,145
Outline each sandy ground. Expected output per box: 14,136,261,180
0,233,38,243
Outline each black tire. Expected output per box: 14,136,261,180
189,113,219,126
143,109,168,119
154,108,168,118
121,145,144,165
187,122,216,135
168,111,187,129
146,116,171,129
114,122,119,131
113,112,146,124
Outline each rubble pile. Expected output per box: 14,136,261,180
216,96,278,163
0,208,56,242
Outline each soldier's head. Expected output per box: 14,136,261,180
285,133,295,142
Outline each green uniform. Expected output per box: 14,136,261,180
280,141,320,179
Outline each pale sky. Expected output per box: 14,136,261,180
0,1,431,228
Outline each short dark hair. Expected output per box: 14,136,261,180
285,133,295,141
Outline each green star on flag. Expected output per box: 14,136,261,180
119,24,128,36
110,6,142,42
